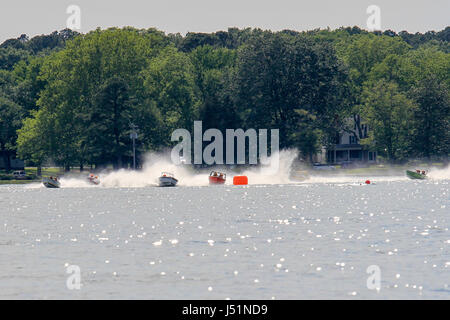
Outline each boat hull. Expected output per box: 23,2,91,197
159,176,178,187
43,178,61,188
88,178,100,185
406,170,427,180
209,176,226,185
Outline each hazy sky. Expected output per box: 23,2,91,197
1,0,448,42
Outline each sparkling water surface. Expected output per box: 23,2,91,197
0,179,449,299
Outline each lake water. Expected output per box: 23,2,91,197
0,176,449,299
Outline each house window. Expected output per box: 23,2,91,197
369,152,373,161
349,136,357,144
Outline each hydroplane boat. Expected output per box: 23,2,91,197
87,174,100,185
159,172,178,187
209,171,226,185
406,170,428,180
43,176,61,188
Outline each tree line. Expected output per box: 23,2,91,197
0,26,448,171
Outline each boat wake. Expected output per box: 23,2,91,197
427,166,450,180
26,154,449,189
241,149,298,185
88,153,207,188
41,150,297,188
303,165,450,184
302,175,409,184
99,150,299,187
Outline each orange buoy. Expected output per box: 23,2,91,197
233,176,248,185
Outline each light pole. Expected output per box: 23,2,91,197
130,124,138,170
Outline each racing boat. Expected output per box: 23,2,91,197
159,172,178,187
87,174,100,185
43,177,61,188
406,170,427,180
209,171,226,185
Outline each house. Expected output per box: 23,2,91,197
317,117,377,165
0,151,25,170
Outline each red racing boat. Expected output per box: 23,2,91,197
209,171,226,185
87,174,101,185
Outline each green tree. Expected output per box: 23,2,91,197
86,77,132,168
410,76,450,159
367,47,450,159
0,47,29,71
11,57,47,115
338,34,411,87
0,69,16,97
142,47,201,135
16,112,48,172
361,80,417,161
0,97,23,170
369,47,450,91
235,31,349,158
22,28,164,169
336,34,411,145
189,46,239,131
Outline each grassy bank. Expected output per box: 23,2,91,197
0,180,40,185
25,167,63,177
0,167,63,185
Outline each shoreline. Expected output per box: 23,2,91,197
0,180,41,185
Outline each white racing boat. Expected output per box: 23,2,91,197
159,172,178,187
43,177,61,188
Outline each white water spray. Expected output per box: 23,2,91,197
29,154,450,189
427,165,450,180
100,153,207,187
241,149,298,185
49,150,298,188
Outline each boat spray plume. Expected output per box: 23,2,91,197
100,153,207,188
48,149,299,188
427,165,450,180
241,149,298,185
99,150,299,187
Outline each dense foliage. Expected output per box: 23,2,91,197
0,26,448,170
